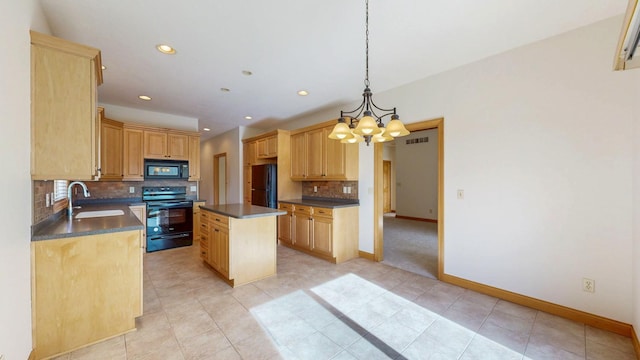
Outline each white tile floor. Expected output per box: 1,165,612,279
53,244,636,360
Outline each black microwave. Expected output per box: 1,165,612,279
144,160,189,180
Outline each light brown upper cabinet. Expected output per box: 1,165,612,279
257,135,278,159
143,130,189,160
188,135,201,181
31,31,103,180
99,111,124,181
123,125,144,181
290,123,358,181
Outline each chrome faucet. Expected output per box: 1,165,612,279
68,181,91,217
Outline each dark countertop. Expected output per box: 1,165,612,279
200,203,286,219
278,198,360,208
32,203,144,241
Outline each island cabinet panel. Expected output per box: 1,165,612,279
278,203,359,263
31,31,102,181
200,208,277,287
192,201,206,242
31,230,142,360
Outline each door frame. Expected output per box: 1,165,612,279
383,160,392,214
213,153,227,205
373,117,444,279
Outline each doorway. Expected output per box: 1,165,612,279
213,153,227,205
373,118,444,279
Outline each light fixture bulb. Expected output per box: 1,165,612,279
386,116,410,137
156,44,176,54
138,95,152,101
353,112,382,136
341,133,364,144
328,120,353,140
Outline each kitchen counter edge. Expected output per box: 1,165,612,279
278,198,360,209
200,203,286,219
32,204,144,241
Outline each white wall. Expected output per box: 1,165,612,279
200,127,243,204
632,69,640,340
285,16,636,323
395,129,438,219
1,1,50,358
98,103,199,131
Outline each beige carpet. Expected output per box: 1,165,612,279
382,215,438,279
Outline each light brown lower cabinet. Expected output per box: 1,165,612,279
200,209,276,287
278,203,359,263
31,230,143,360
192,201,205,242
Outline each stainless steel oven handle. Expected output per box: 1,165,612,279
147,201,193,209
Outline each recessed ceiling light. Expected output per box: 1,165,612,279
245,116,252,120
203,128,211,132
220,88,231,92
156,44,176,55
138,95,152,101
297,90,309,96
242,70,253,76
101,65,107,70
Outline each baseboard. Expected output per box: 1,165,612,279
441,273,633,338
358,250,375,261
632,325,640,360
395,215,437,223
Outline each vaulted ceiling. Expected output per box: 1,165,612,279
40,0,627,138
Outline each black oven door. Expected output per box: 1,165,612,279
146,201,193,244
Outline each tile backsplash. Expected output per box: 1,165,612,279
32,179,198,225
302,181,358,200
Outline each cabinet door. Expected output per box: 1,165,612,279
311,215,333,257
306,128,325,178
167,133,189,160
278,211,293,245
245,141,257,166
256,138,268,158
267,136,278,157
290,133,307,179
143,130,168,159
100,118,123,181
324,127,347,179
123,128,144,181
293,212,311,249
31,32,101,181
210,225,221,271
188,136,201,180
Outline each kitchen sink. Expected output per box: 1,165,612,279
75,209,125,219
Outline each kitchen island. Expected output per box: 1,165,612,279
199,203,285,287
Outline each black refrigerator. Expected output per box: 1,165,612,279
251,164,277,208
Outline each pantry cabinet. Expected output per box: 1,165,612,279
30,31,103,181
279,202,359,263
100,113,124,181
290,124,358,181
143,130,189,160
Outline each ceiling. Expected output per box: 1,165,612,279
39,0,627,139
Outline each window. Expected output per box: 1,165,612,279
53,180,69,213
54,180,68,201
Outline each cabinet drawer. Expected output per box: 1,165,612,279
279,203,295,212
200,222,209,235
313,207,333,218
201,211,210,221
294,205,312,216
211,214,229,227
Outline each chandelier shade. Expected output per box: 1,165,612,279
328,0,409,146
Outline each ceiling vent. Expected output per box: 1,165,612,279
614,0,640,70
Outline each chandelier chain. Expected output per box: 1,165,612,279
365,0,370,88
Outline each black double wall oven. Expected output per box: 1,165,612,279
142,186,193,252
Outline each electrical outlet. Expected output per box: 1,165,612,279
314,186,318,193
583,278,595,293
343,186,347,193
51,192,54,203
45,193,50,207
190,185,197,192
129,186,135,194
457,189,464,199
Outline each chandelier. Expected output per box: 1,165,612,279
328,0,409,146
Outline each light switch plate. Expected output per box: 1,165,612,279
190,185,197,192
129,187,135,194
